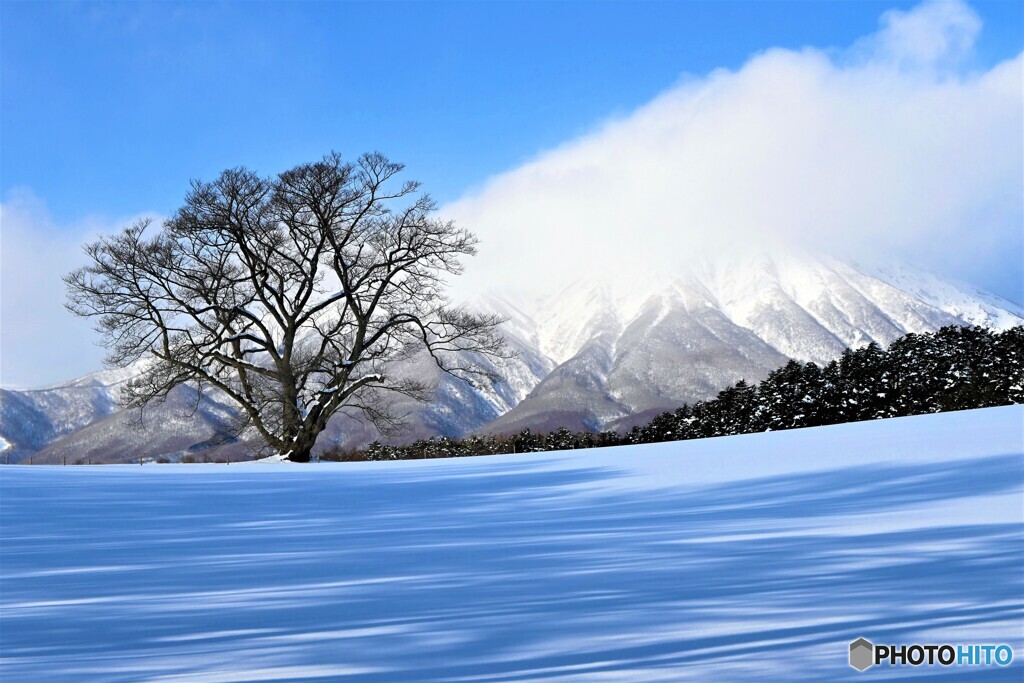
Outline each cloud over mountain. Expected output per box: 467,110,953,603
447,0,1022,302
0,191,161,388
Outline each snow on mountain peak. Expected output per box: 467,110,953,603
484,251,1022,367
4,249,1021,461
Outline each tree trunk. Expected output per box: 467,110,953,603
287,448,312,463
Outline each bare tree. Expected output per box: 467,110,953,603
65,152,507,462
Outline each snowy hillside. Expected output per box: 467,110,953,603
1,406,1021,681
486,252,1023,434
2,251,1021,461
0,366,129,461
0,331,553,464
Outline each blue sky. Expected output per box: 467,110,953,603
4,0,1021,218
1,0,1022,387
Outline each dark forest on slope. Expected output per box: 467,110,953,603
321,325,1023,461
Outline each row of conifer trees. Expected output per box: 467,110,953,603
321,325,1022,461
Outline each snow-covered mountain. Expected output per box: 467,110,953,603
1,251,1021,462
483,251,1023,434
0,324,555,464
0,367,131,463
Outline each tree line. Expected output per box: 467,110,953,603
323,325,1023,461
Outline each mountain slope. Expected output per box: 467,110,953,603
0,367,132,462
2,251,1021,460
0,310,554,463
486,252,1022,435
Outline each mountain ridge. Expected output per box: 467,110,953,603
2,251,1021,461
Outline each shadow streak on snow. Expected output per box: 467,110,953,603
1,453,1022,682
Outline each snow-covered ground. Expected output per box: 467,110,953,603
1,406,1021,681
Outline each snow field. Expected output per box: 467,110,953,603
1,406,1022,681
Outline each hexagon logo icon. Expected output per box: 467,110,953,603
849,638,874,671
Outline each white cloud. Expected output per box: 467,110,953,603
0,190,160,388
446,0,1022,303
856,0,981,68
3,1,1021,388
